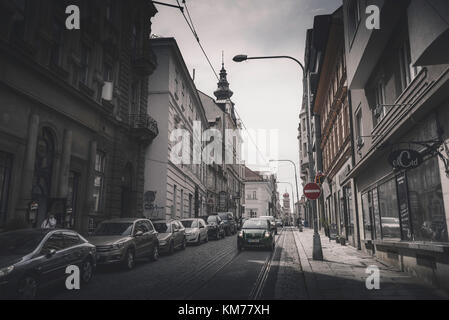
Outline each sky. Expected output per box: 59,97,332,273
151,0,342,208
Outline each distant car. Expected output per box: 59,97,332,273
238,219,275,251
205,215,225,240
180,218,209,245
218,212,237,236
152,220,186,254
259,216,278,235
275,219,283,228
0,229,96,300
88,218,159,270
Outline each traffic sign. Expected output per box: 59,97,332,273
304,183,321,200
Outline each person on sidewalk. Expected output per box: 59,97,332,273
41,213,57,229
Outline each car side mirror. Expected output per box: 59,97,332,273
135,231,144,237
45,249,56,259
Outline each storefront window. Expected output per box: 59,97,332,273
362,192,372,240
408,157,448,242
0,151,13,225
93,152,106,213
378,179,401,240
372,188,381,239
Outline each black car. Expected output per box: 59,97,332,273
205,215,226,240
238,219,275,251
218,212,237,236
0,229,96,299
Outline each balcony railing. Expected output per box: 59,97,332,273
129,113,159,144
132,47,157,76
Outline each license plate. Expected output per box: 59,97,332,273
248,239,259,243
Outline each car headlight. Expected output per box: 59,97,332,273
112,242,126,250
0,266,14,278
238,231,244,238
264,231,271,238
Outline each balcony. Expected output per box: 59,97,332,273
129,113,159,145
132,47,157,76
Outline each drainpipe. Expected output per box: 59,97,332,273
347,90,362,250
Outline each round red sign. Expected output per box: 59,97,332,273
304,183,322,200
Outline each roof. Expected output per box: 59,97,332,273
244,166,264,182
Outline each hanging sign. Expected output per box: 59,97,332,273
388,149,423,170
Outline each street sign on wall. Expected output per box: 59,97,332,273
304,183,321,200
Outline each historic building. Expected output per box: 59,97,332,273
244,167,276,219
343,0,449,289
144,37,208,221
0,0,158,233
198,63,245,220
312,8,358,247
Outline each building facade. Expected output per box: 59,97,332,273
144,38,208,221
244,167,276,219
198,64,245,220
312,8,358,247
0,0,158,233
343,0,449,289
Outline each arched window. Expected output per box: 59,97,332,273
32,127,56,197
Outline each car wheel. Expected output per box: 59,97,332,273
123,249,135,270
150,245,159,262
17,275,38,300
205,234,209,243
80,259,94,284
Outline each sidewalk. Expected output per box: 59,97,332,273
294,228,449,300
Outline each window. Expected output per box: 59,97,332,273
253,191,257,200
378,179,401,240
103,62,114,83
11,0,28,41
355,109,363,149
50,19,64,67
408,157,448,242
180,189,184,217
347,0,362,43
249,210,257,218
41,233,65,253
63,232,83,247
0,152,13,226
105,0,114,22
80,44,91,85
361,193,372,240
173,185,177,216
93,152,106,213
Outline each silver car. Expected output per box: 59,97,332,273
180,218,209,245
88,218,159,270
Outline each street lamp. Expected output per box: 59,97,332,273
234,54,323,261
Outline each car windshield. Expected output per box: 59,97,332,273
243,220,268,230
154,222,171,233
207,216,218,223
94,223,133,236
181,220,198,228
218,214,228,220
0,231,45,256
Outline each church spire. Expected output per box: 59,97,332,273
214,51,234,100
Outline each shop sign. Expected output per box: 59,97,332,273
388,149,423,170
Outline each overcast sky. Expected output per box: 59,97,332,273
152,0,342,208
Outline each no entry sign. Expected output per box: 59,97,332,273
304,183,321,200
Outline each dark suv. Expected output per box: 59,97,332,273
218,212,237,236
204,215,226,239
88,218,159,270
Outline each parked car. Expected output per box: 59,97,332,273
180,218,209,245
152,219,186,254
259,215,278,235
88,218,159,270
275,219,283,229
237,219,275,252
205,215,226,240
218,212,237,236
0,229,96,300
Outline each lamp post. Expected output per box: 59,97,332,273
234,54,323,260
